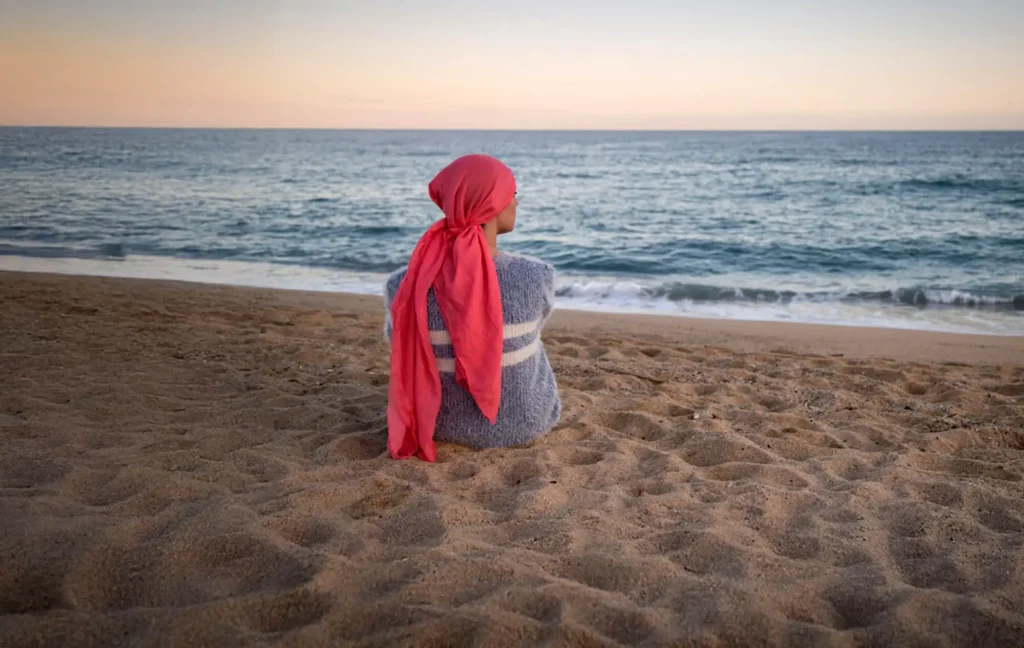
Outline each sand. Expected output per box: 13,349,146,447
2,271,1023,647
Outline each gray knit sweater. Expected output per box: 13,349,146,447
384,252,561,448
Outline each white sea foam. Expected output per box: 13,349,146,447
1,254,1021,336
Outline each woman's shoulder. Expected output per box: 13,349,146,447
496,252,555,284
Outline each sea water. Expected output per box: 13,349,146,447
1,128,1021,335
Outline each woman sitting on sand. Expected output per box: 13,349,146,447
384,154,561,461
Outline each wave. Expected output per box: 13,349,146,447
0,241,127,260
557,281,1024,312
1,251,1019,335
0,238,407,274
514,234,1024,277
735,155,802,164
3,237,1019,314
899,176,1022,193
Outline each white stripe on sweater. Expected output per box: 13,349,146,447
429,317,540,346
435,338,540,373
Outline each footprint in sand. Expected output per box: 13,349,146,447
706,463,809,489
906,454,1021,482
566,448,604,466
647,529,750,580
265,515,337,548
322,434,386,462
502,589,564,623
234,588,333,634
606,411,670,442
679,431,774,468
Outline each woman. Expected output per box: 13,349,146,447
384,154,561,461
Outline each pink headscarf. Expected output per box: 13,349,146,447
387,154,517,461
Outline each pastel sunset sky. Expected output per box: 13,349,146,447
2,0,1022,129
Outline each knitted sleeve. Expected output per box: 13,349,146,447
383,270,404,341
540,261,556,326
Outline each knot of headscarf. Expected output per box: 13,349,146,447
387,154,517,461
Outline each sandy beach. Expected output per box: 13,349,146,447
2,271,1023,647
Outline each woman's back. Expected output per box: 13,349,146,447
385,252,561,448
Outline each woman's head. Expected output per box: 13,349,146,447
429,154,517,234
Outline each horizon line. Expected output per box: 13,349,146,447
2,125,1023,133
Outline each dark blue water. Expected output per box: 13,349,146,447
1,128,1022,334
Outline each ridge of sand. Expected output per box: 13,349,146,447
2,272,1023,647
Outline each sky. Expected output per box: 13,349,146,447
1,0,1022,129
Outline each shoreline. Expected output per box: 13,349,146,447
4,270,1022,367
1,255,1021,338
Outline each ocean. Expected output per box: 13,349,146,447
1,128,1022,335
